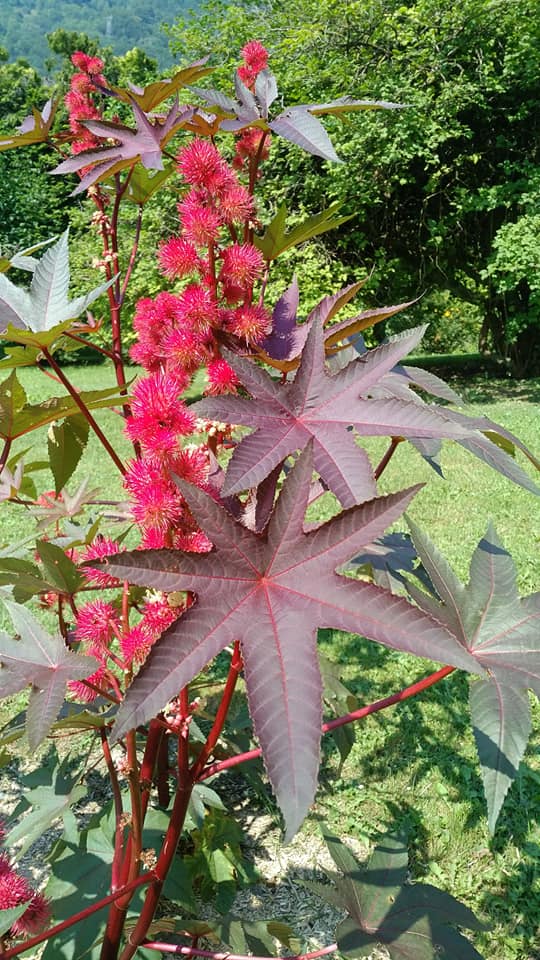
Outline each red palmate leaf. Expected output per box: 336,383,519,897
406,520,540,831
0,601,99,749
193,320,472,508
99,447,482,839
51,101,192,195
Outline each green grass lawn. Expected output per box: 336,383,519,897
2,364,540,959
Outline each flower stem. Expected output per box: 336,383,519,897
41,348,126,476
191,641,242,781
199,666,455,781
2,874,154,960
141,943,338,959
374,436,402,480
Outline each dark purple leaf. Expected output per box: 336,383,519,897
51,102,192,195
314,831,486,960
0,601,98,749
407,519,540,830
254,69,279,118
260,278,304,362
269,108,341,162
470,678,531,833
100,448,480,838
192,321,472,508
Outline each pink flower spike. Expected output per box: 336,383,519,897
68,665,107,703
163,326,211,374
177,139,230,192
0,870,32,912
12,891,51,936
176,283,218,333
217,182,255,225
158,237,200,280
75,600,119,651
125,459,185,531
219,243,264,291
241,40,269,73
207,358,240,395
81,537,122,588
121,624,154,666
226,303,271,343
178,192,223,247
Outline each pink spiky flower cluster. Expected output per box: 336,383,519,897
0,831,50,939
68,599,121,702
65,51,107,153
125,73,275,550
238,40,269,88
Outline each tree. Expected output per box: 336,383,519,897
169,0,540,373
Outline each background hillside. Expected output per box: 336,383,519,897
0,0,186,70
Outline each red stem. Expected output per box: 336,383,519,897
118,206,143,307
191,641,242,781
2,874,154,960
0,438,12,473
374,437,402,481
118,691,194,960
100,730,125,891
41,348,126,476
199,666,455,781
141,945,338,960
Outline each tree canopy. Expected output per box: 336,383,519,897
170,0,540,372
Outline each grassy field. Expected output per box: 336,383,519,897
1,364,540,959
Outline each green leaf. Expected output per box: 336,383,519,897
48,415,90,494
0,98,58,151
43,821,112,959
125,163,174,205
0,230,115,341
254,202,353,260
318,829,487,960
407,520,540,830
36,540,84,594
110,60,213,112
6,753,87,857
470,678,531,834
0,903,31,937
1,380,130,441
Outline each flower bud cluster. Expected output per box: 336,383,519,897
0,825,50,939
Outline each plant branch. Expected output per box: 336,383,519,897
118,691,194,960
40,348,126,476
374,437,402,480
100,729,125,890
118,206,143,308
199,666,455,781
0,438,12,474
191,641,242,781
141,943,338,959
2,874,155,960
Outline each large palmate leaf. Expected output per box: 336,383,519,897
406,520,540,831
312,830,486,959
192,321,472,508
0,231,114,339
0,98,58,151
347,334,540,494
6,751,87,856
110,59,212,112
51,102,193,196
0,601,98,749
99,447,482,839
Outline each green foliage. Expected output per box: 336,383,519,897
0,0,190,72
170,0,540,372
